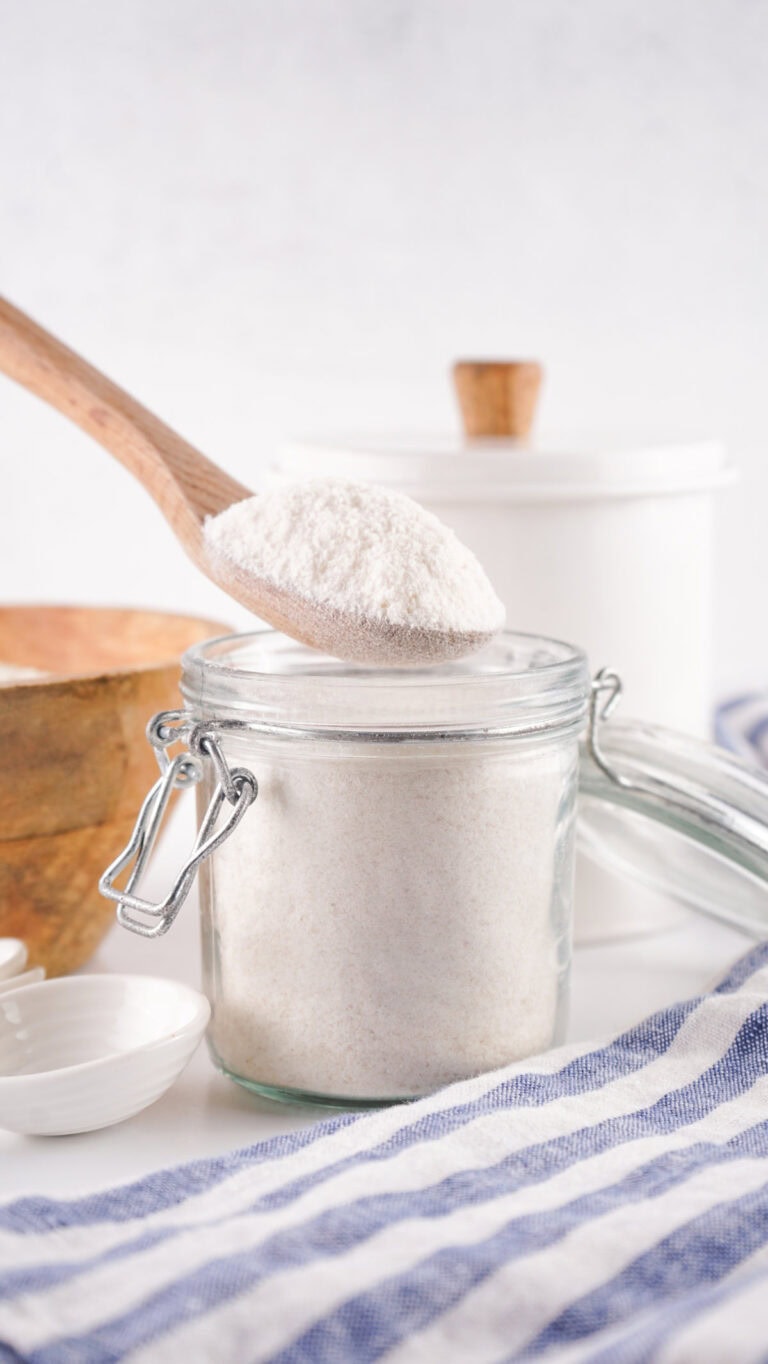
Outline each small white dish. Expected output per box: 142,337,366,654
0,974,210,1135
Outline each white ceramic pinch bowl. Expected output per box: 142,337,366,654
0,974,210,1135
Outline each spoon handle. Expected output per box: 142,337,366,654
0,296,249,543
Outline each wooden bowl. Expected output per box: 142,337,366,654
0,605,229,976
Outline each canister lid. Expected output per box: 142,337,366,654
276,434,732,502
579,710,768,936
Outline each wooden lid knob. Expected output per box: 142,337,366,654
453,360,543,439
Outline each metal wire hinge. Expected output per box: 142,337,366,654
586,667,633,789
99,711,258,938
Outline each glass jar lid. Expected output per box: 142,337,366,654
579,678,768,935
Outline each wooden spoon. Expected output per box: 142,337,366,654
0,298,496,666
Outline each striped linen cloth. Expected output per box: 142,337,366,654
716,693,768,768
3,943,768,1363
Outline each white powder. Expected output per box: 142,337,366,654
203,478,505,644
202,731,576,1101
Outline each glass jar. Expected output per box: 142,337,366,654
109,629,590,1107
103,628,768,1109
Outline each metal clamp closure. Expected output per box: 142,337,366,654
99,711,258,938
586,667,635,790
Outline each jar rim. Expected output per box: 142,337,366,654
181,629,590,738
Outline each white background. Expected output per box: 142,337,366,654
0,0,767,694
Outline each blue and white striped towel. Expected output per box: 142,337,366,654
716,693,768,767
3,941,768,1363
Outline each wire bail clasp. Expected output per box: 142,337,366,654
99,711,257,938
586,667,633,790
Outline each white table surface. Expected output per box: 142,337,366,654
0,806,752,1201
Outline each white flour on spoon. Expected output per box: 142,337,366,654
203,478,505,644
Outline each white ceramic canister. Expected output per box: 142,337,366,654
275,436,730,735
272,368,733,941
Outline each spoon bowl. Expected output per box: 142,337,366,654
207,553,493,667
0,974,210,1135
